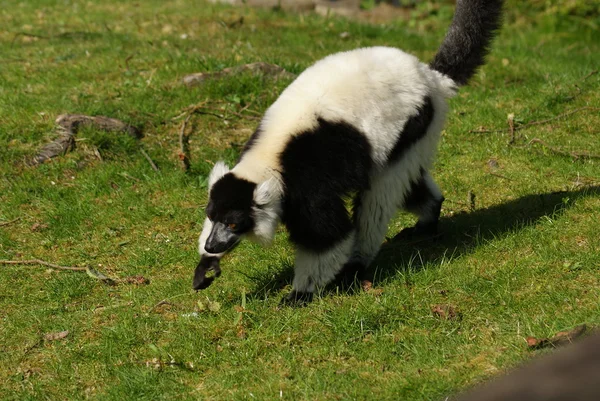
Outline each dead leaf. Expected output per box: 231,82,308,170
31,222,48,232
207,300,221,313
526,325,588,349
123,275,150,285
86,266,116,285
487,158,499,170
44,330,69,341
432,304,460,320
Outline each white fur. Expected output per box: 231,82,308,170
247,177,283,246
198,162,231,258
208,161,230,188
198,217,225,258
292,232,355,293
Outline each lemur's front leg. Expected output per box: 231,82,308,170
281,192,355,305
284,233,355,305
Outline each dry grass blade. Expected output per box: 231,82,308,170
183,62,296,87
0,259,87,271
0,217,20,227
527,138,600,160
178,114,192,171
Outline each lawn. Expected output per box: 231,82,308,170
1,1,599,399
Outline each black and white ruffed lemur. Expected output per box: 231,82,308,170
193,0,504,303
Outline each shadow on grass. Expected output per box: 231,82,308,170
245,186,600,299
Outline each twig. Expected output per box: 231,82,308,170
583,70,598,81
172,101,209,121
125,54,134,71
191,110,225,119
178,114,192,171
183,62,295,87
118,172,141,182
32,114,141,165
140,148,159,171
0,217,20,227
151,300,173,311
0,259,87,271
470,107,600,134
488,172,514,181
527,138,600,160
149,292,190,313
507,113,515,144
11,31,99,46
11,32,49,45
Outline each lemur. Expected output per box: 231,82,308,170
193,0,504,303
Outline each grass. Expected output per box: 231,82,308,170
1,0,599,399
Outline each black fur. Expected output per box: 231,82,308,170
403,169,433,211
402,170,444,236
280,118,373,252
207,173,256,232
430,0,504,86
192,255,221,290
388,96,435,165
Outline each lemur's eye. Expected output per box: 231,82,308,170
228,223,237,230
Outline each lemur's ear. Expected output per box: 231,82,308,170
253,177,282,207
208,161,230,189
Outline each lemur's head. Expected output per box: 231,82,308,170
201,161,282,255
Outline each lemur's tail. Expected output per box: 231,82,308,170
430,0,504,86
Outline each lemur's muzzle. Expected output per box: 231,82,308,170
204,221,240,254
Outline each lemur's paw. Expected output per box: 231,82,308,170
335,261,366,287
192,255,221,290
280,290,313,307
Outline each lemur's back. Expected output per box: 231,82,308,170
234,47,456,181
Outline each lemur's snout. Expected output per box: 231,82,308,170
205,222,239,254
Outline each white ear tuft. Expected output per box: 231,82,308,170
254,177,282,206
208,161,230,189
249,177,283,246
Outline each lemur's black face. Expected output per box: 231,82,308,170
204,173,256,254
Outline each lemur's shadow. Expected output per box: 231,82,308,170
246,186,599,299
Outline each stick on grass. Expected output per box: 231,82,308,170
0,259,87,271
0,218,20,227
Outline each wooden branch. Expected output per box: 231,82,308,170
0,218,20,227
32,114,142,165
527,138,600,160
183,62,296,87
55,114,142,139
178,114,192,171
582,70,598,81
139,148,160,171
0,259,87,271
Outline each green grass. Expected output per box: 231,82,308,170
1,1,599,399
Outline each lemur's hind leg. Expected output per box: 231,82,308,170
398,170,444,239
340,168,410,280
